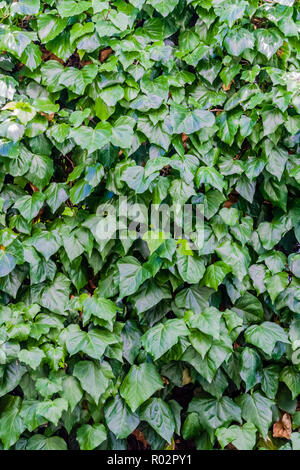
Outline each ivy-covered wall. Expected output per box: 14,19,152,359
0,0,299,451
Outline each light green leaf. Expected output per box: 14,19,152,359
245,322,289,356
76,423,107,450
216,422,257,450
140,398,175,443
141,319,189,360
236,392,274,438
120,363,164,412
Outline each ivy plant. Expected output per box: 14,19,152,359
0,0,299,451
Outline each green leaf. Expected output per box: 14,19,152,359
0,30,33,58
233,292,264,323
20,43,42,71
38,273,71,315
216,111,239,145
256,29,283,60
36,398,68,426
203,262,231,290
83,296,119,330
257,218,290,251
147,0,179,17
73,360,111,403
216,422,257,450
245,321,289,356
167,104,215,135
140,398,175,443
18,348,45,370
69,125,111,154
120,363,164,412
104,395,139,439
224,28,255,56
0,362,26,398
14,192,45,221
69,180,92,205
189,306,222,340
219,207,239,226
262,109,284,137
59,65,98,95
260,366,280,400
118,256,151,297
0,76,18,100
11,0,40,15
236,392,274,438
19,400,45,432
195,166,225,192
280,366,300,399
0,396,25,449
26,434,67,450
176,254,205,284
0,250,16,277
214,1,247,28
65,324,118,359
100,85,124,107
44,183,68,213
289,254,300,278
216,240,250,281
265,273,289,303
35,375,62,398
57,0,91,17
110,116,136,148
25,154,53,190
76,423,107,450
174,285,213,314
240,347,262,392
38,14,68,42
32,231,61,261
188,396,242,430
60,376,83,411
141,319,189,360
291,433,300,451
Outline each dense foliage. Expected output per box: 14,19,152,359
0,0,299,451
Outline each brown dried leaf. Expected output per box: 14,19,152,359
223,200,235,208
226,443,238,450
161,376,170,385
222,80,234,91
100,47,113,63
160,165,172,177
80,60,93,67
276,48,285,58
273,413,292,440
29,183,39,192
182,133,188,143
88,279,96,292
132,429,148,449
223,190,239,208
40,112,55,121
40,46,64,64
